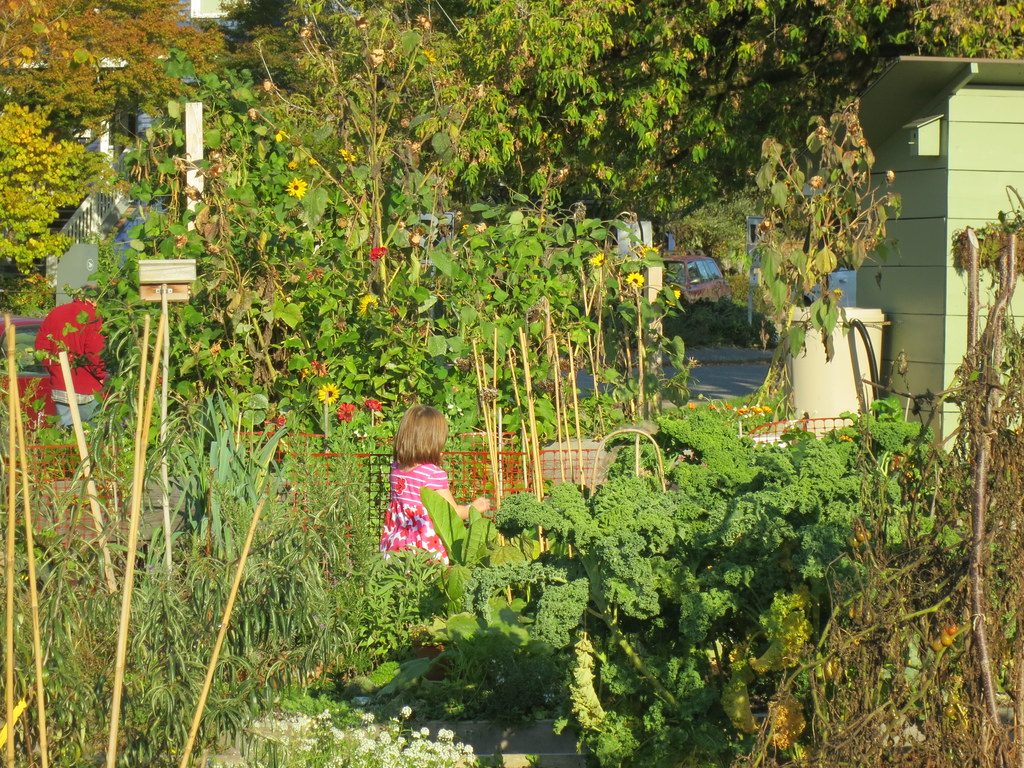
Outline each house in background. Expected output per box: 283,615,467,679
857,56,1024,438
188,0,228,20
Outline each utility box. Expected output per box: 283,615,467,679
55,243,98,305
858,56,1024,437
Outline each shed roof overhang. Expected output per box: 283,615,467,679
860,56,1024,147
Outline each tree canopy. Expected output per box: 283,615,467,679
0,0,222,138
219,0,1024,217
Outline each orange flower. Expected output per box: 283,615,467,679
687,402,697,410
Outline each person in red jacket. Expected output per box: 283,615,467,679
34,296,107,427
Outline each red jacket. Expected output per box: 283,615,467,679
35,300,107,397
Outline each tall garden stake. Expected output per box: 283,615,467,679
471,340,500,502
58,351,117,594
966,227,1010,727
517,328,544,502
178,492,269,768
567,337,586,488
507,349,530,495
160,287,172,570
4,319,18,768
13,372,48,766
550,333,567,483
106,313,161,768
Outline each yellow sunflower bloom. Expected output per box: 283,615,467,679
671,286,682,300
275,130,287,142
589,252,606,268
625,272,645,290
339,148,357,163
287,160,298,170
423,49,437,63
317,383,341,405
358,294,380,315
285,178,308,199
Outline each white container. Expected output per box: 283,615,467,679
787,307,885,418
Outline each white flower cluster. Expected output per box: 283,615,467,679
242,709,477,768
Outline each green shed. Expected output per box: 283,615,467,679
857,56,1024,437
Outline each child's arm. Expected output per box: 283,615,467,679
433,488,490,521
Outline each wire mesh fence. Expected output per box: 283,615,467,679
21,433,604,532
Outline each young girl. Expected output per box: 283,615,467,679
379,405,491,562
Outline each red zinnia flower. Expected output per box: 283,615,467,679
275,414,287,427
364,398,383,412
310,360,328,377
369,246,388,262
336,402,356,422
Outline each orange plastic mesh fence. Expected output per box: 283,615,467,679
24,435,602,523
747,416,855,443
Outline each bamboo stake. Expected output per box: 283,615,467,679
550,336,567,484
567,339,586,488
106,312,160,768
635,294,646,419
471,340,500,502
4,319,17,768
507,350,530,491
12,376,48,766
492,328,503,505
517,328,544,501
160,288,172,571
57,352,117,594
178,492,269,768
555,335,578,485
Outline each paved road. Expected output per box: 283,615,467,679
687,361,770,401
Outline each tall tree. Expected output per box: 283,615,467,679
0,0,223,138
453,0,1024,216
0,104,99,271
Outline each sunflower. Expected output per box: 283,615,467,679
339,148,357,163
317,383,340,405
358,294,380,315
274,130,287,142
625,272,645,290
671,286,682,300
285,178,308,199
589,252,606,268
287,160,298,170
422,49,437,63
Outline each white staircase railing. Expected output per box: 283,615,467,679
60,188,131,244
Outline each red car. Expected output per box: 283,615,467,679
665,252,731,301
0,316,56,430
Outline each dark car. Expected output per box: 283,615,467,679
0,316,56,429
665,251,731,302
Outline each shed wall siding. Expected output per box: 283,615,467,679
857,117,948,418
945,86,1024,358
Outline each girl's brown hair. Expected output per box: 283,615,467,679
393,405,448,468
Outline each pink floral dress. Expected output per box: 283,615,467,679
379,462,450,562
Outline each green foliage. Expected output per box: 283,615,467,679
465,407,927,766
0,104,97,271
422,487,497,611
112,53,680,434
4,399,383,764
664,298,777,349
756,105,900,355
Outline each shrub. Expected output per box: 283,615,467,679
664,297,777,348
